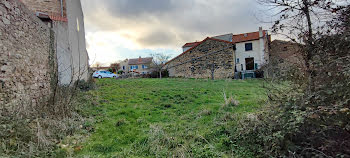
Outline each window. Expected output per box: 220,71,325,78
135,65,139,69
142,65,148,69
123,66,125,70
237,58,239,63
255,63,258,70
245,43,253,51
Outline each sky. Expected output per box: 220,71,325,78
80,0,272,66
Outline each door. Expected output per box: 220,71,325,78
245,58,254,70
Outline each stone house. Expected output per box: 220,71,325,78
165,38,236,79
165,27,270,79
120,57,153,74
20,0,89,85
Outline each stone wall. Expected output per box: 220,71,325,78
0,0,52,108
167,39,235,79
20,0,66,17
263,40,306,78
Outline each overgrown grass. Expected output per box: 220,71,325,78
75,78,267,157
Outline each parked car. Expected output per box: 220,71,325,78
93,71,118,79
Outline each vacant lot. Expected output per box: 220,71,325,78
76,78,267,157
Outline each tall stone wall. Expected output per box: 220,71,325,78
0,0,52,108
167,39,235,79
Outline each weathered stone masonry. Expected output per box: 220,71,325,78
166,38,235,79
0,0,53,108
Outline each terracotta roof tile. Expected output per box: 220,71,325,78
49,15,68,22
232,30,266,43
183,42,201,48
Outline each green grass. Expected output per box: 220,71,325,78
75,78,267,157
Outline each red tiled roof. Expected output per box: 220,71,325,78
49,15,68,22
183,42,201,48
165,37,234,66
128,57,153,65
232,30,267,43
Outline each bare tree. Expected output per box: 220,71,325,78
259,0,347,88
150,53,171,79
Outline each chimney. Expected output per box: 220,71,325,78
138,56,142,62
259,27,263,38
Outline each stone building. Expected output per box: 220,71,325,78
165,27,270,79
165,38,235,79
20,0,89,85
0,0,53,107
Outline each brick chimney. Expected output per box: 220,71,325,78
138,56,142,62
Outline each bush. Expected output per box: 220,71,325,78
150,70,169,78
231,23,350,157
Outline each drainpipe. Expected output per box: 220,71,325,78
60,0,64,17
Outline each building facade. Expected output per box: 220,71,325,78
120,57,153,74
166,38,235,79
20,0,89,85
166,27,270,79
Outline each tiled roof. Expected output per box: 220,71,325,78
49,15,68,22
232,30,267,43
128,57,153,65
183,42,201,48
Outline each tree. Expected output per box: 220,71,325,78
150,53,171,79
259,0,346,89
109,62,121,73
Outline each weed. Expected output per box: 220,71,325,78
223,90,240,107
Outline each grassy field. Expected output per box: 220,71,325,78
75,78,267,157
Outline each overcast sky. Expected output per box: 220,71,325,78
81,0,271,66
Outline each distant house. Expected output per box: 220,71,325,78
119,59,129,73
165,27,270,79
119,57,153,74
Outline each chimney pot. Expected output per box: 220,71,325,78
259,27,263,38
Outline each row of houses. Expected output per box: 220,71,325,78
164,27,270,79
93,57,154,75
